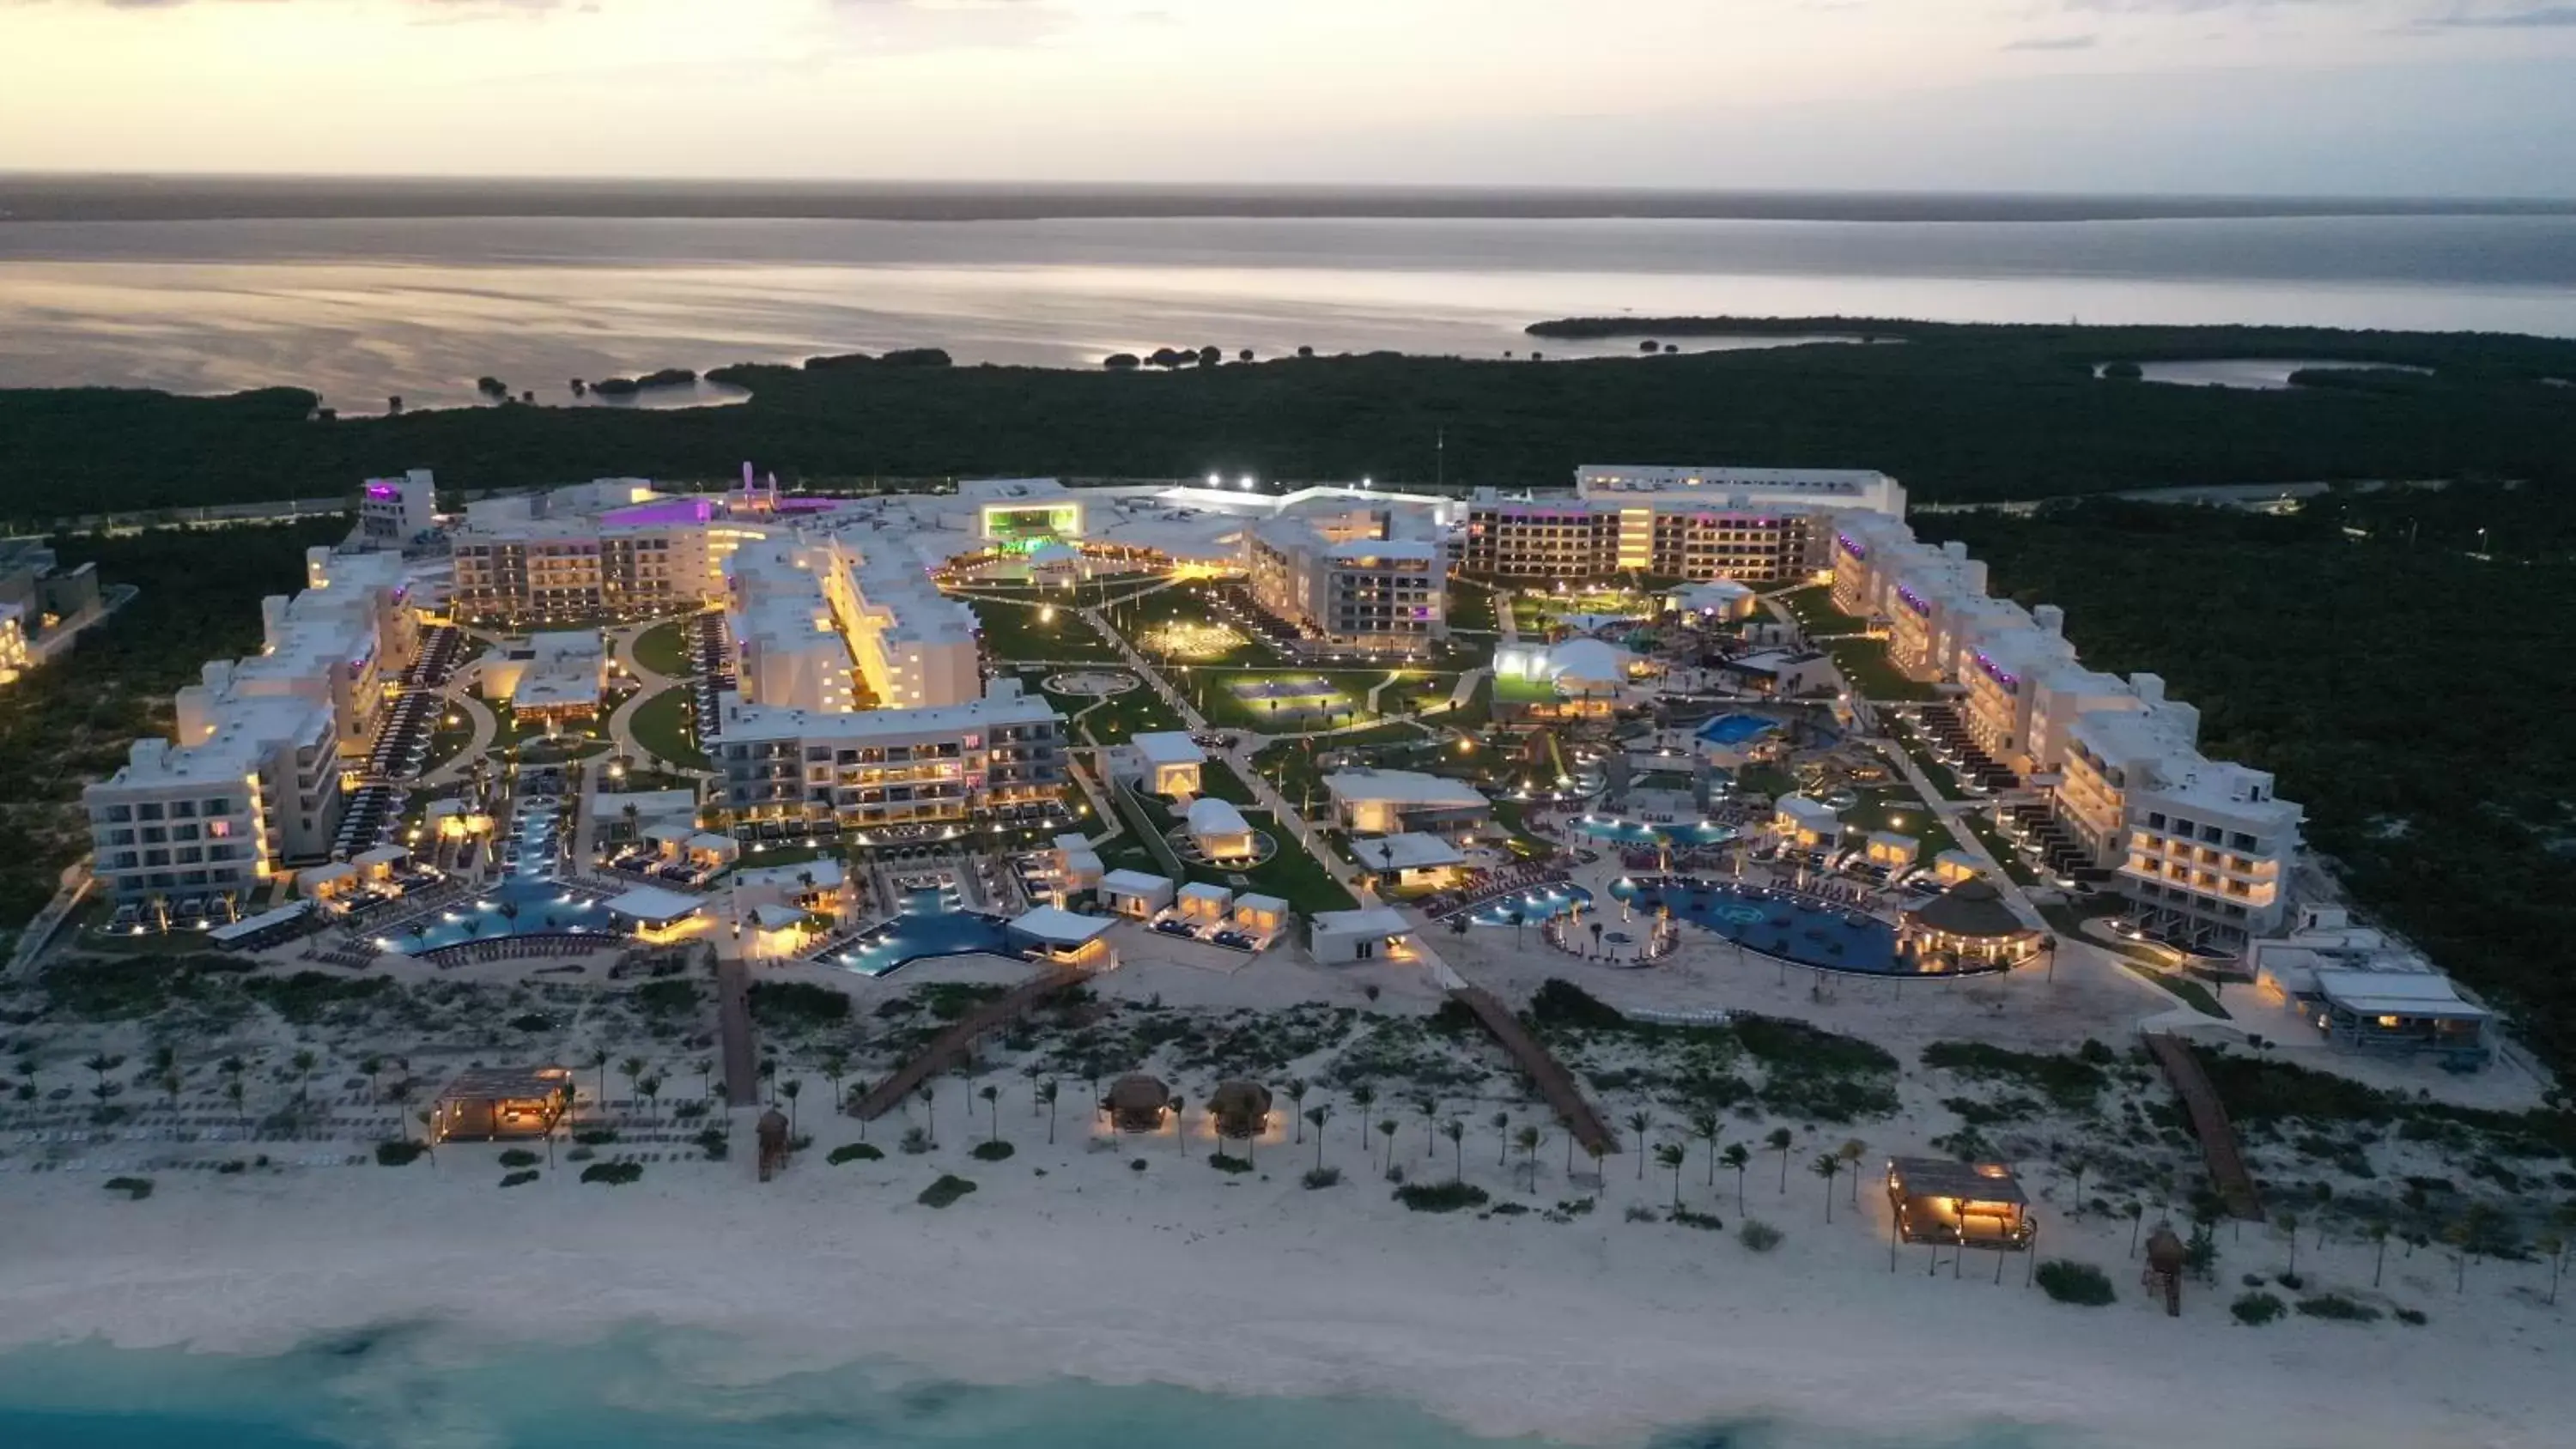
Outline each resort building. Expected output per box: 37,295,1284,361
1183,797,1258,864
1100,868,1176,919
1309,906,1421,964
1713,648,1834,699
1321,768,1492,838
962,476,1085,549
84,546,421,906
2250,906,2492,1067
482,629,608,725
1491,638,1639,720
1352,832,1470,892
708,683,1069,831
724,538,858,713
1826,510,2303,949
1243,506,1447,658
448,480,757,624
355,469,440,550
1456,468,1901,585
802,524,983,710
0,540,106,683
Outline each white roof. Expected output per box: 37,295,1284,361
1312,906,1413,936
1177,882,1232,905
352,844,409,867
1008,905,1117,946
1866,830,1918,850
750,904,809,930
209,900,313,943
1131,731,1206,767
732,858,846,891
1099,868,1174,897
1233,893,1291,917
298,863,356,889
2312,967,2489,1019
1354,833,1466,870
1777,795,1844,829
1186,797,1252,837
686,832,740,856
1322,769,1487,809
1053,834,1093,852
604,886,706,924
1546,638,1629,688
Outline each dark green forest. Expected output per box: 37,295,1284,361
0,520,344,922
3,319,2573,524
1935,489,2576,1077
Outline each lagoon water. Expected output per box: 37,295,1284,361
3,205,2575,411
0,1328,2049,1449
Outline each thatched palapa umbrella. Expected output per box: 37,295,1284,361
1208,1080,1273,1143
1104,1074,1171,1134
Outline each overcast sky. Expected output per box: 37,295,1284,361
3,0,2573,196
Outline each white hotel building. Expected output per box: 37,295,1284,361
85,548,420,906
1829,511,2301,946
1243,506,1448,658
1457,466,1905,584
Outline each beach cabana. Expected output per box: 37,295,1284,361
1104,1074,1171,1134
1176,882,1233,926
1773,794,1844,849
1209,1080,1273,1143
429,1065,574,1143
1127,731,1206,798
1232,893,1290,942
1006,904,1118,969
1862,831,1920,870
1100,868,1176,919
1051,833,1104,894
1309,906,1419,964
1185,797,1258,863
1930,849,1982,885
299,861,359,904
1899,879,2041,967
1885,1157,2033,1247
1353,832,1467,892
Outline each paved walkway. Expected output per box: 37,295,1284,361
418,689,498,787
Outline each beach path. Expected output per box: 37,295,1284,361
2142,1031,2265,1221
1449,985,1622,1159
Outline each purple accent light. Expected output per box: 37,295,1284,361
1835,532,1868,560
601,498,715,527
1897,585,1931,615
1974,650,2020,688
364,483,399,501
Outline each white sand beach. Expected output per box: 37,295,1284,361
2,943,2568,1449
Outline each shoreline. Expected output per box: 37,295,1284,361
0,1119,2562,1448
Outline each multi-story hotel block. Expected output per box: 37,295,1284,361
1456,466,1905,584
84,548,418,906
448,480,751,623
355,469,440,550
0,540,106,684
1829,511,2300,945
1243,506,1447,657
711,685,1069,831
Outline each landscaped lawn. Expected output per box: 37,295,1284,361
1445,579,1499,633
962,596,1121,663
1058,685,1187,745
1774,584,1870,636
628,684,710,770
1838,785,1956,859
1190,668,1373,731
632,618,694,677
1885,717,1967,798
1110,585,1286,668
1820,636,1937,701
1962,811,2043,888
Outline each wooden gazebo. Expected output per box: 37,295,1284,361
1886,1156,2034,1247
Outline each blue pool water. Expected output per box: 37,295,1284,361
1466,883,1593,927
1697,712,1779,747
381,878,613,955
1571,816,1738,848
822,897,1015,977
1609,876,1919,974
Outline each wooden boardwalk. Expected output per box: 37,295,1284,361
1448,985,1622,1157
716,954,760,1108
2142,1032,2265,1221
849,967,1086,1121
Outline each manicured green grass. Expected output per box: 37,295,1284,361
628,685,710,770
963,597,1121,663
1962,813,2044,888
1103,584,1286,667
1059,685,1187,744
1820,636,1937,701
1885,718,1966,799
1444,579,1499,633
1838,785,1956,859
1774,584,1869,635
632,618,694,677
2121,961,2233,1019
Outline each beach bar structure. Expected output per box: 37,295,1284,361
1886,1157,2034,1248
1898,879,2042,967
430,1065,574,1143
1006,904,1118,969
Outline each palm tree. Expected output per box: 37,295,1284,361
1442,1119,1467,1182
1514,1125,1543,1190
1038,1080,1060,1143
2542,1232,2567,1307
781,1078,803,1134
1413,1093,1440,1158
1812,1153,1840,1222
1625,1109,1654,1179
1351,1083,1378,1146
289,1048,319,1105
640,1075,663,1120
979,1083,1002,1143
1492,1110,1511,1166
161,1068,183,1109
1171,1094,1189,1156
2126,1202,2147,1258
1306,1104,1333,1169
758,1057,779,1104
1768,1127,1795,1191
2279,1211,2302,1276
82,1052,117,1097
1838,1138,1866,1208
2062,1153,2089,1210
360,1055,384,1104
2366,1220,2392,1287
1376,1118,1399,1173
586,1048,611,1115
1690,1112,1722,1185
387,1078,415,1143
1722,1143,1751,1216
1656,1143,1687,1210
696,1058,715,1099
1287,1077,1309,1142
821,1051,849,1113
224,1077,247,1131
915,1080,937,1143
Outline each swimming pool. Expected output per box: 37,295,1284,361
1697,713,1780,748
1607,876,1937,975
818,896,1017,977
1466,883,1594,928
1572,815,1739,848
381,878,614,955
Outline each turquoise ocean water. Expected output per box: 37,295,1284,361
0,1325,2061,1449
